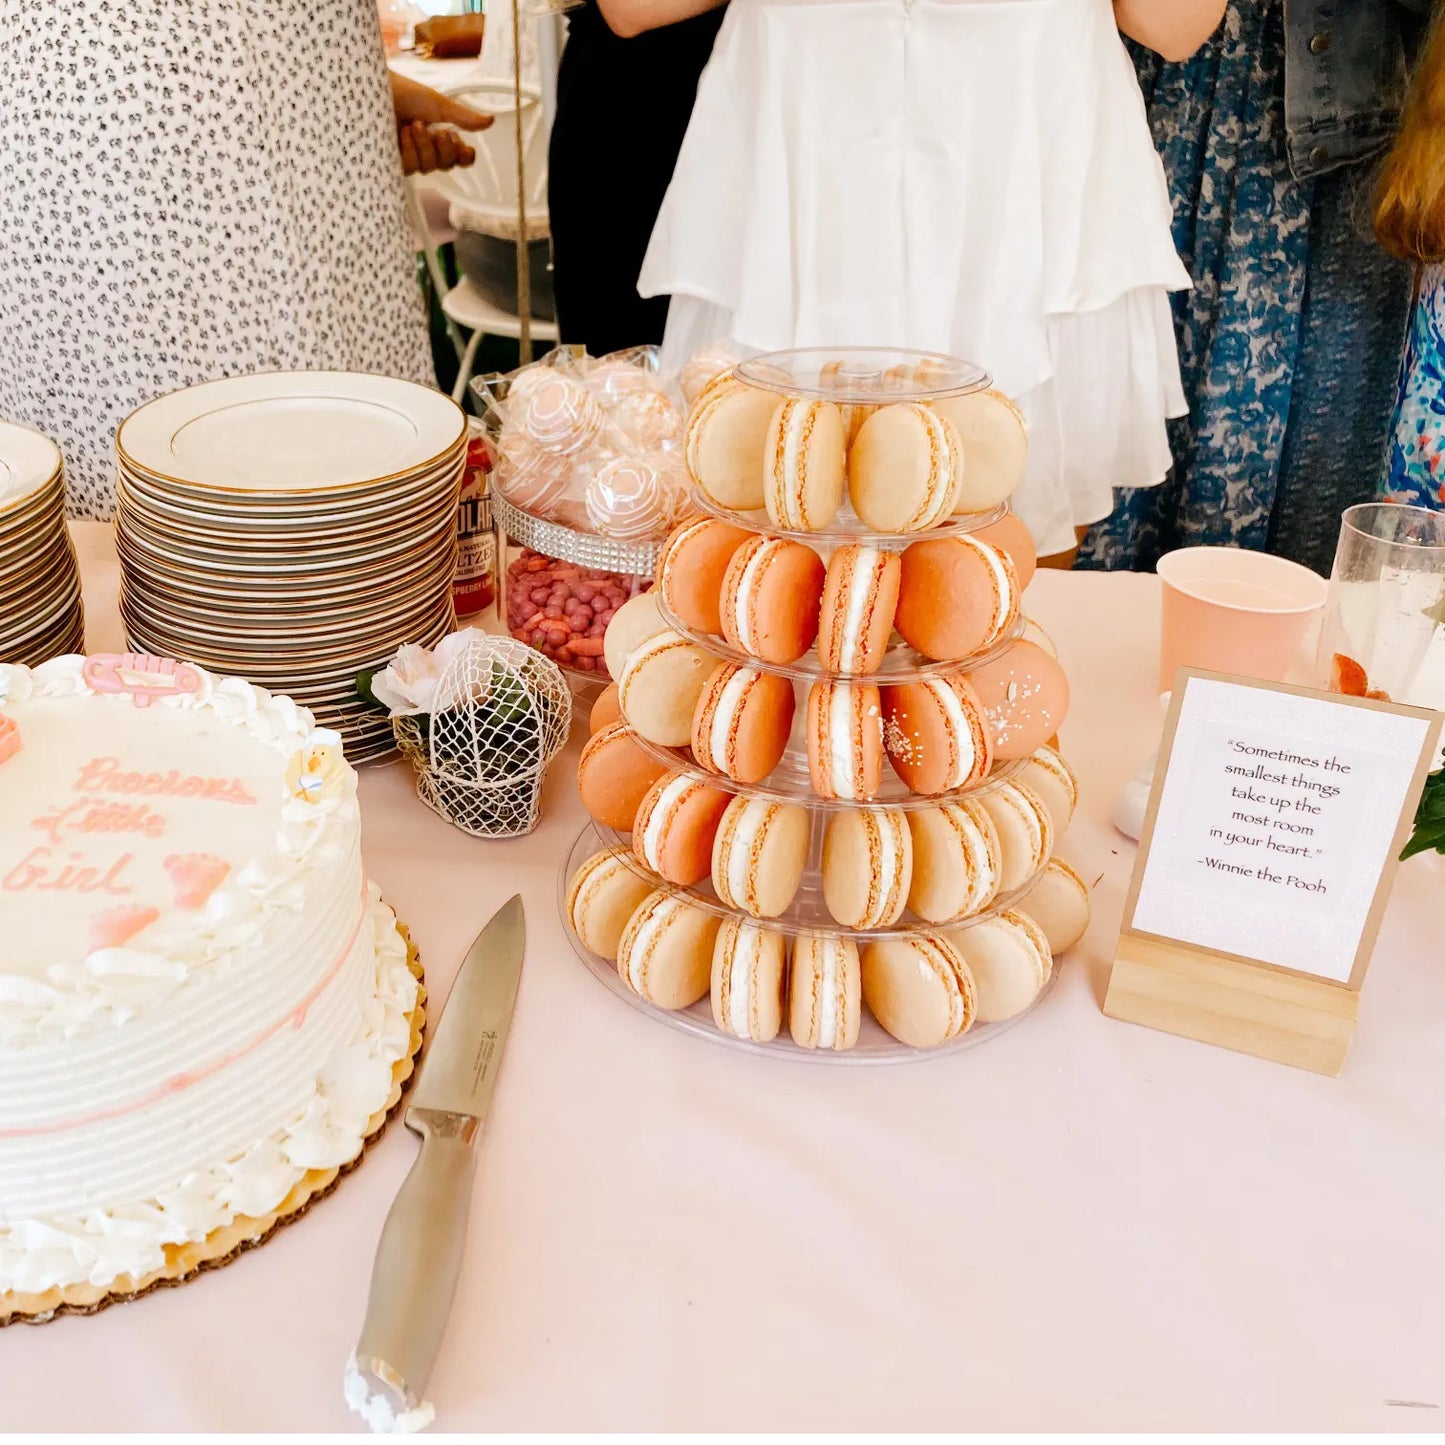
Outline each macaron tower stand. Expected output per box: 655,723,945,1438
561,348,1088,1063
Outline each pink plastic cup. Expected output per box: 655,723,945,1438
1156,546,1327,690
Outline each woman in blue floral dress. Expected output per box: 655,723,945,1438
1376,11,1445,511
1079,0,1427,575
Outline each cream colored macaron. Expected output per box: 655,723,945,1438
711,795,811,918
684,374,779,509
1016,746,1078,836
977,779,1054,893
763,397,847,532
821,807,912,929
906,798,1002,924
1020,616,1058,658
566,849,658,961
848,403,962,533
930,388,1028,514
616,891,721,1010
603,589,668,681
711,918,788,1042
789,934,861,1050
617,629,716,746
1017,857,1091,954
860,932,977,1048
949,909,1052,1023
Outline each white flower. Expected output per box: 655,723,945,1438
370,631,494,716
370,643,443,717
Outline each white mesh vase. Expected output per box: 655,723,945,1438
393,635,572,837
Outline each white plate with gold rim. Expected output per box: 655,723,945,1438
114,446,464,525
0,423,63,515
116,372,466,498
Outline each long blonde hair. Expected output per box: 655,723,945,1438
1376,12,1445,264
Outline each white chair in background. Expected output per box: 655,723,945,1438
405,77,558,402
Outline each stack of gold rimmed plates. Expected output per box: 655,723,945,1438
115,373,466,763
0,422,85,665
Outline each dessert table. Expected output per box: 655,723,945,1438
11,521,1444,1431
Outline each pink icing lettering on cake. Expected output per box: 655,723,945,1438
2,847,136,896
0,717,19,765
72,756,257,805
88,904,160,952
32,799,169,846
165,853,230,910
82,654,204,708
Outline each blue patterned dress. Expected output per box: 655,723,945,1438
1079,0,1412,574
1382,266,1445,509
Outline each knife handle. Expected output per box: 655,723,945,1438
354,1109,479,1414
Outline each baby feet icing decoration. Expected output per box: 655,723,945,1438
88,905,160,952
164,854,231,910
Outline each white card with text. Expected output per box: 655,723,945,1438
1130,675,1438,985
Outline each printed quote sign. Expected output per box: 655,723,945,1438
1127,673,1441,987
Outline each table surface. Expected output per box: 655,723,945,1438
11,523,1445,1431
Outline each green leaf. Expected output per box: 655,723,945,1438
356,669,381,708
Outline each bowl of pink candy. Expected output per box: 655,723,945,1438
501,550,648,679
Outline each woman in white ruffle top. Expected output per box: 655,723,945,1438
622,0,1225,559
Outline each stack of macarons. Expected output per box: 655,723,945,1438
566,842,1076,1049
656,520,1025,675
682,369,1031,534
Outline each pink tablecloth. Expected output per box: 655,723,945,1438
11,522,1445,1430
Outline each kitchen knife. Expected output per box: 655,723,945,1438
351,894,525,1421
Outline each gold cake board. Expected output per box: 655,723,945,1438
2,913,427,1327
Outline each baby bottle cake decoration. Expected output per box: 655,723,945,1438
83,654,204,708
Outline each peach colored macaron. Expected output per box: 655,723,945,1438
881,674,993,795
691,662,796,784
965,640,1070,760
895,535,1020,662
657,517,753,635
633,771,733,886
616,891,720,1009
971,511,1037,589
589,683,622,735
1016,856,1091,954
719,534,826,665
577,722,670,832
817,544,901,674
806,681,884,802
617,628,717,747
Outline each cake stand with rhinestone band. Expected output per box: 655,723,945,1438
561,348,1092,1062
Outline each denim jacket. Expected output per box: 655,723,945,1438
1284,0,1431,180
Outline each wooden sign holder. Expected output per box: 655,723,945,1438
1104,671,1441,1077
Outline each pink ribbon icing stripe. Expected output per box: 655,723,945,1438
0,884,370,1142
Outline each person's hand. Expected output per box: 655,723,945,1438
389,72,493,175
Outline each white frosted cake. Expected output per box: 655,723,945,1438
0,654,419,1307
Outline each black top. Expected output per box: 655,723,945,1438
547,1,725,354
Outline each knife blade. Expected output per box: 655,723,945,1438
350,895,525,1424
